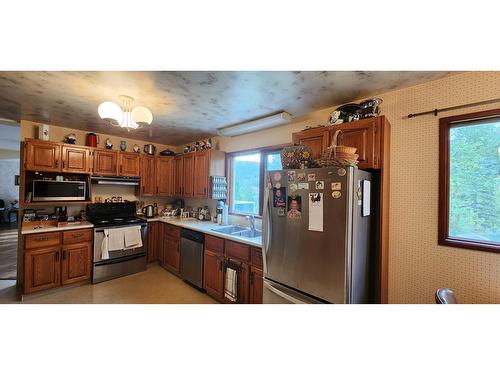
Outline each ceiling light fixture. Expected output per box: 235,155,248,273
217,111,292,137
98,95,153,131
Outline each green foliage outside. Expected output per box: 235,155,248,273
449,121,500,242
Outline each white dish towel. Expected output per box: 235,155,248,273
224,267,238,302
124,226,143,249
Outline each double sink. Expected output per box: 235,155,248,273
211,225,262,238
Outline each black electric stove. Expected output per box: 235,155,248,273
87,202,147,228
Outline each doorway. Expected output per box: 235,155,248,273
0,121,20,281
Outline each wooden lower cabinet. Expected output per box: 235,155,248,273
24,246,61,294
162,224,180,274
23,229,93,294
61,242,92,285
203,249,224,300
249,266,263,304
147,221,159,262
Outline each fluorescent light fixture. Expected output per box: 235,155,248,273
217,112,292,137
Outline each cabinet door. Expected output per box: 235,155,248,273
140,156,156,196
119,152,140,176
156,157,174,196
330,118,378,169
147,222,158,262
61,145,91,173
292,128,329,160
224,259,250,304
174,155,184,196
93,150,118,176
25,140,61,172
182,153,195,197
249,266,263,304
204,249,224,300
194,151,210,198
164,235,180,274
61,242,92,285
24,247,61,294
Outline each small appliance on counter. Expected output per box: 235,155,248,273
142,204,155,218
143,144,156,155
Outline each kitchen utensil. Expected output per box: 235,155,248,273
86,133,99,147
142,205,155,218
143,144,156,155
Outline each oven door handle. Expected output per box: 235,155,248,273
94,252,146,266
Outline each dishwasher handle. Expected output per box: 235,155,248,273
181,228,205,243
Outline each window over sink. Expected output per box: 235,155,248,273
228,147,283,216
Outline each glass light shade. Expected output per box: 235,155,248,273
98,101,123,126
132,106,153,126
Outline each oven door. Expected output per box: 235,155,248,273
93,225,147,263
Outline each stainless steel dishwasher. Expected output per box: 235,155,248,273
180,228,205,289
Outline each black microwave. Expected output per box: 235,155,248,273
32,180,86,202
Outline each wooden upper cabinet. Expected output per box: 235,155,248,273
24,247,61,294
174,155,184,196
25,140,61,172
194,151,210,198
119,152,140,177
182,153,195,198
61,242,92,285
291,116,387,170
140,155,156,196
332,118,378,169
292,127,329,160
93,149,118,176
61,145,91,173
156,157,174,196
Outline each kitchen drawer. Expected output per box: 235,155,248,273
251,247,263,269
164,224,180,238
63,229,93,245
205,235,224,254
225,240,250,263
25,232,61,250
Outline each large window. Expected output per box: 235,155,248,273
229,147,282,216
439,109,500,253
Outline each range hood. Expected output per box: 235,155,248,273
91,176,140,186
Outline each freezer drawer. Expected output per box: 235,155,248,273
263,279,323,304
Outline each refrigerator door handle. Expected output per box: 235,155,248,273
264,281,308,304
262,184,272,275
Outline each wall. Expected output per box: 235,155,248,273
0,159,20,219
189,71,500,304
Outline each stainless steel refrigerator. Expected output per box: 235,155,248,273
262,166,375,304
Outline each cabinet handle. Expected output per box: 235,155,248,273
72,233,83,238
55,160,58,168
55,252,59,262
62,161,66,169
219,259,223,272
35,237,49,242
120,165,123,174
62,251,66,260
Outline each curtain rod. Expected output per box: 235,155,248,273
407,97,500,118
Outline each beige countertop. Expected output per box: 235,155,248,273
21,221,94,235
146,216,262,248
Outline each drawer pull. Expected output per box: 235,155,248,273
35,237,49,242
72,233,84,238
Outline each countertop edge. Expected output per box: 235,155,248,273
147,217,262,248
21,222,94,235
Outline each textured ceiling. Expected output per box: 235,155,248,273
0,71,452,145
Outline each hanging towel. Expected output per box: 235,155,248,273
101,230,110,260
224,267,238,302
107,227,126,251
124,226,143,249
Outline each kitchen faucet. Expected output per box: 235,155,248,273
246,215,256,235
